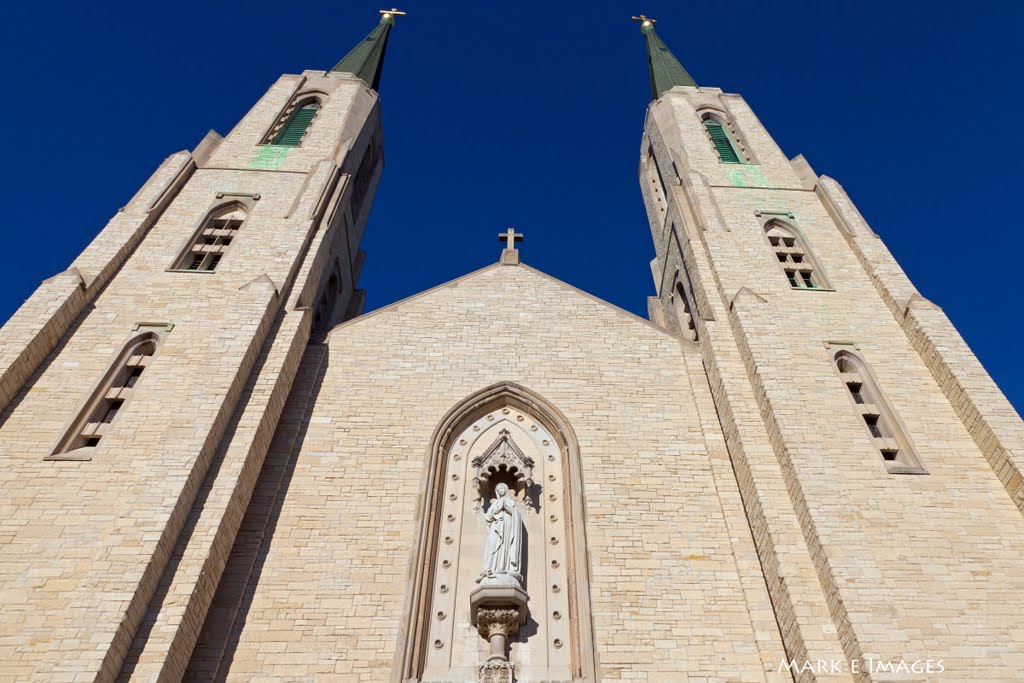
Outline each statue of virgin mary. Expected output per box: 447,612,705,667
477,483,523,585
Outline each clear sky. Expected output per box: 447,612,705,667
1,0,1021,414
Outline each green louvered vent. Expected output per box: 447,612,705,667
704,119,741,164
273,103,319,147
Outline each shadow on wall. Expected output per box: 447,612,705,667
117,313,294,680
181,341,331,681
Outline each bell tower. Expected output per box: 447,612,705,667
0,11,402,681
638,16,1024,681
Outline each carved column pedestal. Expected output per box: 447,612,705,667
470,584,529,683
478,659,515,683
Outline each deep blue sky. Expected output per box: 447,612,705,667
1,1,1021,414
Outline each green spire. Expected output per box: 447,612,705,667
635,16,697,100
331,10,405,92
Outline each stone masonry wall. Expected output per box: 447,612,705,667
644,87,1024,680
0,67,380,681
197,264,789,682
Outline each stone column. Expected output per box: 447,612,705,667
470,585,528,683
476,607,520,661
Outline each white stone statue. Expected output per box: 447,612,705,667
477,483,523,585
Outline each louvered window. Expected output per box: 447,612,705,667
50,332,162,457
831,350,926,474
672,280,698,341
703,118,742,164
350,139,378,220
174,204,247,272
646,148,669,220
273,102,319,146
765,222,827,290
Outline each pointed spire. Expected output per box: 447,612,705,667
331,9,406,92
632,15,697,100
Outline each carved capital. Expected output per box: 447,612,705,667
475,607,521,640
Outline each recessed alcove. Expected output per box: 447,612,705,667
397,383,598,683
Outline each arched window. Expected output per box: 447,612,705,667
50,330,164,457
313,258,343,334
702,115,743,164
672,279,697,341
764,221,827,290
831,349,925,474
645,146,669,220
349,137,378,220
264,95,323,147
173,203,247,272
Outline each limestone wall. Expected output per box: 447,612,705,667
644,87,1024,681
0,69,380,681
195,264,788,682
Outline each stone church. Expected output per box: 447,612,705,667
1,10,1023,683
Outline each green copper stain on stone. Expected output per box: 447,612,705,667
728,170,748,187
728,167,770,188
250,145,291,171
749,167,769,188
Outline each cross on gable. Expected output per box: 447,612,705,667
499,228,524,251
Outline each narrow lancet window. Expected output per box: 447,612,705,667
765,221,827,290
350,138,378,220
645,146,669,220
173,204,247,272
263,95,323,147
830,349,925,474
672,280,698,341
702,116,742,163
313,259,343,335
273,102,319,145
50,331,163,457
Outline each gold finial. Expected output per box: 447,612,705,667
631,14,656,32
379,8,407,23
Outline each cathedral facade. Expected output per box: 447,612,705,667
1,12,1023,683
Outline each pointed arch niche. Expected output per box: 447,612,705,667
396,383,599,683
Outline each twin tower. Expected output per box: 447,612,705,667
2,11,1023,683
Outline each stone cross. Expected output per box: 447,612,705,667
498,228,523,265
499,228,523,251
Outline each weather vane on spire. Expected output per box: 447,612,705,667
631,14,656,32
379,8,407,23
